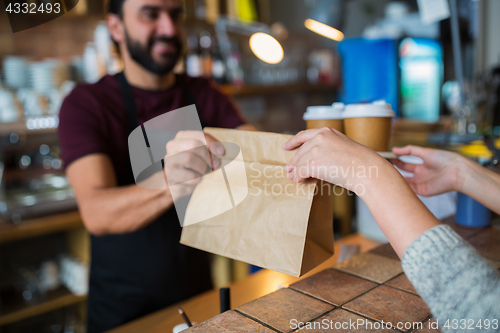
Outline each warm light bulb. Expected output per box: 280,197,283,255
249,32,284,64
304,18,344,41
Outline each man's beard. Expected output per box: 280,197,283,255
124,29,182,75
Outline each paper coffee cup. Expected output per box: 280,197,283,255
173,324,189,332
304,102,345,132
173,322,197,332
343,101,395,151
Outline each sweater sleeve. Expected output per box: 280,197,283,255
402,224,500,333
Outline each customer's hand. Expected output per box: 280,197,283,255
391,145,465,197
285,129,444,258
282,127,387,194
164,131,224,197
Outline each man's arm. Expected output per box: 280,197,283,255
67,154,173,236
236,123,256,131
67,131,229,236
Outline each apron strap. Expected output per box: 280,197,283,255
176,74,208,129
117,71,141,134
116,71,208,178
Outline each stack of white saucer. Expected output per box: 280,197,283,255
29,59,71,94
2,56,29,89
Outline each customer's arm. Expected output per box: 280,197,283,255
283,128,440,257
402,224,500,332
392,145,500,215
283,128,500,331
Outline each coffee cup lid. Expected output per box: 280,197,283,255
304,103,344,120
343,100,395,118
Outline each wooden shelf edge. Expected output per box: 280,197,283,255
0,292,87,327
0,211,83,244
219,82,339,96
0,122,58,135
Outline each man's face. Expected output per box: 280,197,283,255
121,0,184,75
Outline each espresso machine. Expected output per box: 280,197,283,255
0,125,76,224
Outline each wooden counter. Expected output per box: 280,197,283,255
112,218,500,333
110,234,380,333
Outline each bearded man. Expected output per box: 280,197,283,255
58,0,253,331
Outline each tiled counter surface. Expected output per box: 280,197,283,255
183,218,500,333
110,234,381,333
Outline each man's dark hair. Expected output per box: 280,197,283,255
108,0,125,17
108,0,126,49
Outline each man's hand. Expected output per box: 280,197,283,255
163,131,225,198
391,145,465,197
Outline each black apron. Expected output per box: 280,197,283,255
86,72,212,333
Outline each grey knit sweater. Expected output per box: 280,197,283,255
402,225,500,333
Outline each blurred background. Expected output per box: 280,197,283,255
0,0,499,332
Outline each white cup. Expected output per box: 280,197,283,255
173,322,197,332
304,102,345,132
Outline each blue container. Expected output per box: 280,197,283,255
456,193,491,228
338,38,399,116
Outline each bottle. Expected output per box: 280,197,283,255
199,31,213,79
193,0,206,20
227,39,244,85
186,35,201,78
212,40,226,84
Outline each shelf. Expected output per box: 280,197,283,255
0,83,337,136
0,122,57,135
2,168,64,180
0,211,83,244
0,286,87,327
219,82,339,97
390,117,451,148
393,117,449,133
0,83,338,135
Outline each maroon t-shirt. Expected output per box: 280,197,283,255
57,73,246,332
58,73,245,172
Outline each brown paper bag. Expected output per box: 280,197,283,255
180,128,334,277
